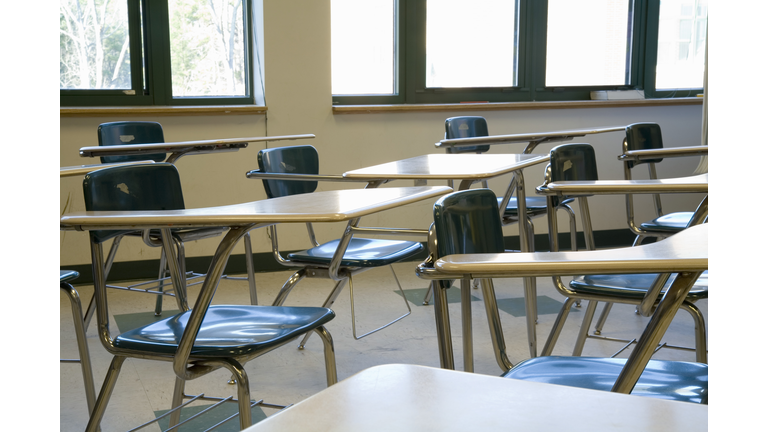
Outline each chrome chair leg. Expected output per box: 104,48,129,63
680,301,708,363
272,269,307,306
480,278,514,371
86,356,127,432
243,233,258,305
219,358,253,430
313,326,339,386
572,300,599,356
168,377,186,431
297,278,347,349
594,302,614,335
61,281,97,415
540,296,579,356
154,249,168,316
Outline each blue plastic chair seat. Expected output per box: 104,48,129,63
115,305,335,357
570,271,708,301
60,269,80,283
503,356,707,404
639,212,694,233
288,238,423,268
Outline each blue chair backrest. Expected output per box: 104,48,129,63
625,123,664,168
548,143,598,205
433,189,506,259
97,121,168,164
257,145,320,198
444,116,491,154
83,163,185,243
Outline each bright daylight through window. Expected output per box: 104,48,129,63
426,0,517,88
545,0,630,86
331,0,395,95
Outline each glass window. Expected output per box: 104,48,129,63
60,0,132,90
545,0,631,87
425,0,517,88
169,0,247,97
60,0,258,106
655,0,707,89
331,0,396,95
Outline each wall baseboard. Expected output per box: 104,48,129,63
63,229,637,284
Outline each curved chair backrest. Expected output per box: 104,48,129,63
97,121,168,164
257,145,320,198
624,123,664,168
548,143,598,206
444,116,491,154
83,163,185,243
433,189,506,259
549,143,598,183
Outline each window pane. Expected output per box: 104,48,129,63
60,0,131,90
655,0,707,89
168,0,246,97
426,0,517,88
546,0,630,87
332,0,395,95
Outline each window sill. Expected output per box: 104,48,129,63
60,105,268,118
332,97,702,114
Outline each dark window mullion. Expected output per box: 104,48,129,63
127,0,145,96
144,0,172,105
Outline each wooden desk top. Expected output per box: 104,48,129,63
435,126,625,150
78,134,315,159
343,153,548,181
60,160,156,178
538,173,708,196
433,224,707,278
619,145,709,162
245,364,707,432
60,186,452,230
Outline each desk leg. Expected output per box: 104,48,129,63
515,170,538,358
612,271,703,393
461,278,473,372
433,280,455,370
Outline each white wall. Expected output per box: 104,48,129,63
59,0,705,267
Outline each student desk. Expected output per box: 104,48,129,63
344,153,550,363
78,134,315,164
435,126,626,154
430,223,707,395
243,363,707,432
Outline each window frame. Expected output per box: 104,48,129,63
60,0,257,107
332,0,704,105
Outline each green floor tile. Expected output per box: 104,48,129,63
496,295,565,317
113,309,180,333
155,403,267,431
397,285,480,306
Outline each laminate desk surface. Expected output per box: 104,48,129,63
435,126,625,152
60,160,156,178
342,153,548,182
60,186,451,230
244,364,707,432
434,223,707,278
539,173,708,195
78,134,315,162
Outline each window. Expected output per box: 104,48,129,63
60,0,262,106
331,0,708,105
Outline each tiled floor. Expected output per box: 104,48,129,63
60,262,706,431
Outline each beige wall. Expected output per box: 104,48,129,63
59,0,706,267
